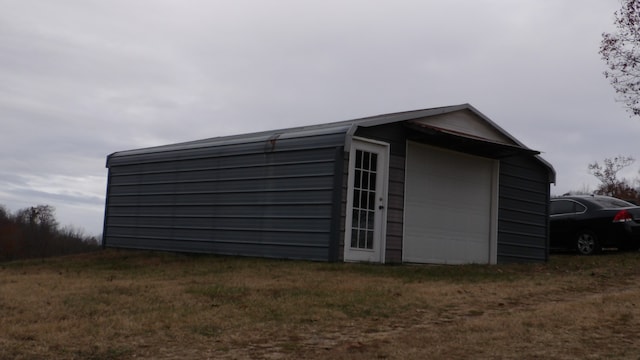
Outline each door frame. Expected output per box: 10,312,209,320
343,137,390,263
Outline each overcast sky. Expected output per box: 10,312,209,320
2,0,639,236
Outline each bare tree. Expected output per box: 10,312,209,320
15,205,57,229
600,0,640,116
14,205,58,259
588,155,637,198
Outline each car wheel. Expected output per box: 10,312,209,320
576,230,600,255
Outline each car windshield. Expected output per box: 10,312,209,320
589,197,634,208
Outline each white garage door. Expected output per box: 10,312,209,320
403,142,498,264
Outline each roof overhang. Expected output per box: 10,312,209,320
403,121,540,159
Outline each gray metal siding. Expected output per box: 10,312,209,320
104,132,345,261
328,147,345,261
497,156,550,263
337,151,349,262
385,154,405,263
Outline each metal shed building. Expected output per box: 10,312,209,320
103,104,555,264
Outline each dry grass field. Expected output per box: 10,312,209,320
2,249,640,359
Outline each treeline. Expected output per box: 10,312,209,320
586,156,639,201
564,156,640,203
0,204,101,262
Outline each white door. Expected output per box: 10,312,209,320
343,139,389,263
403,142,498,264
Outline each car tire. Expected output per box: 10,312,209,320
576,230,600,255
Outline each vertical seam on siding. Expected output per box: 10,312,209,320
329,147,345,262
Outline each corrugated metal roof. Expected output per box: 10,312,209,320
107,104,465,158
106,103,555,182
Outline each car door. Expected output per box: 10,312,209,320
550,199,586,248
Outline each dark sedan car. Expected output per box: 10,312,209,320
550,195,640,255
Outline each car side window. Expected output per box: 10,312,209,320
551,200,578,215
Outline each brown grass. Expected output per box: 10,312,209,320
2,250,640,359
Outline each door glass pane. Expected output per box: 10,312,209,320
366,230,374,249
351,229,358,248
360,191,368,209
352,209,359,229
367,210,374,230
362,170,369,188
368,192,375,212
359,210,367,228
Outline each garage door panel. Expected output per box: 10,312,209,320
404,142,496,264
403,237,488,264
